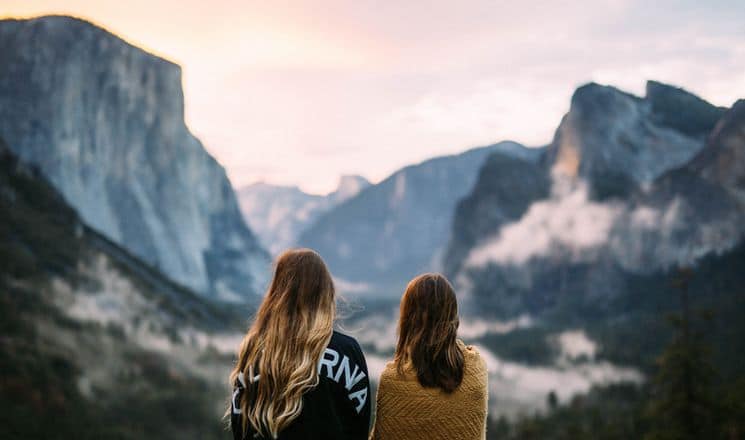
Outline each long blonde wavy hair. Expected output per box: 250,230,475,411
229,248,336,438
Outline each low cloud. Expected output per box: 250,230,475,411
474,337,642,418
608,191,745,274
553,330,598,363
465,180,623,268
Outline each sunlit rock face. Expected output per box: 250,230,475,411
238,175,370,255
298,143,530,295
0,16,269,301
447,82,743,315
546,82,721,199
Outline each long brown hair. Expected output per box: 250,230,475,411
229,249,336,438
394,273,464,392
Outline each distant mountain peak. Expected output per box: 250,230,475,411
645,80,727,137
691,99,745,195
547,80,714,195
237,175,370,255
571,82,641,112
12,15,180,68
329,174,370,203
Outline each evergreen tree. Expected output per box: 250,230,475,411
547,391,559,412
722,377,745,439
644,268,719,440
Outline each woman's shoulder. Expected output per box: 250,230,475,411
380,360,398,377
458,341,488,388
328,330,365,359
330,330,360,348
377,361,413,394
458,340,487,371
459,340,481,357
380,342,486,376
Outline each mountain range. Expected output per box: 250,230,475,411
297,142,538,295
2,13,744,439
7,16,736,312
237,175,369,254
284,79,744,316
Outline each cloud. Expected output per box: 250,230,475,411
342,308,641,416
609,194,745,273
4,0,745,193
554,330,597,362
465,180,623,268
458,315,534,340
474,343,642,417
462,171,745,279
343,308,534,354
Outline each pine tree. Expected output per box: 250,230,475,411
547,390,559,412
644,268,719,440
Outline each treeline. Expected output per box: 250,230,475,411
488,264,745,440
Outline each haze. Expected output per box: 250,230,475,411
3,0,744,193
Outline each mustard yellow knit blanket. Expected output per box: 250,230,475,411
371,341,488,440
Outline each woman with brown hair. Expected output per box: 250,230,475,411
371,273,488,439
229,248,371,439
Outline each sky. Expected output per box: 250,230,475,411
3,1,745,194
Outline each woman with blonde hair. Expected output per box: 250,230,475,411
371,273,488,439
229,249,370,439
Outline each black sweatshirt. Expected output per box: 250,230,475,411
231,331,371,440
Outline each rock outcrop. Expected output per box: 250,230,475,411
446,81,743,315
545,82,715,199
443,148,550,278
0,16,269,301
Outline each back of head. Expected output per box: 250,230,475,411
230,248,336,438
395,273,464,393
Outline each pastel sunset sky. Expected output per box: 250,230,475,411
3,0,745,193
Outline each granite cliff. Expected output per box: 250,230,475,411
0,16,269,301
446,82,743,315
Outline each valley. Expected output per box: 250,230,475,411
1,13,744,440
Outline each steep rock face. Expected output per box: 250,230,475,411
298,143,522,293
448,82,742,316
0,16,269,300
0,137,245,438
546,82,709,198
238,175,370,254
645,80,727,137
610,100,745,272
443,148,550,278
691,100,745,198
